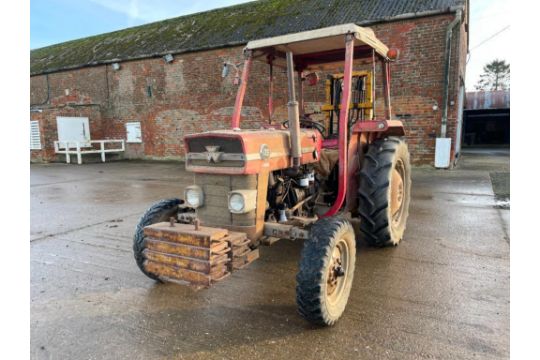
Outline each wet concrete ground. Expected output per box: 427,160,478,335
31,150,509,359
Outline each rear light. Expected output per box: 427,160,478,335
387,48,399,60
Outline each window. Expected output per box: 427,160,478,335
126,122,142,143
30,121,42,150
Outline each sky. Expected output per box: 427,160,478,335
30,0,254,48
30,0,510,90
466,0,511,90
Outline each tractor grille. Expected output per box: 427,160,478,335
185,136,245,169
186,136,243,153
195,174,257,227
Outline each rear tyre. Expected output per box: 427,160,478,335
133,198,182,281
358,137,411,247
296,217,356,326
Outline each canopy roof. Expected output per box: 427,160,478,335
246,23,389,69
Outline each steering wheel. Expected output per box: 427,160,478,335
282,118,326,134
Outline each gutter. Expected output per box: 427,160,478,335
357,5,464,27
30,6,465,77
440,9,463,138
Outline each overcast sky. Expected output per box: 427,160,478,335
31,0,510,90
466,0,510,90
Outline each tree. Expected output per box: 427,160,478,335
475,59,510,91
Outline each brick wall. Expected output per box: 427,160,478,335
30,13,467,165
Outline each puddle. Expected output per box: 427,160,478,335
494,197,510,210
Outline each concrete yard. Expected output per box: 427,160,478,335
30,149,510,359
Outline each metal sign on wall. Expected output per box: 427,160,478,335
126,122,142,143
56,116,91,147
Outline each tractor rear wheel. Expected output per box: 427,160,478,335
358,137,411,247
133,198,182,281
296,217,356,326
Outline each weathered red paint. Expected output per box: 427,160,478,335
268,61,274,121
322,34,354,218
184,129,322,175
383,62,392,119
352,119,405,136
231,55,253,129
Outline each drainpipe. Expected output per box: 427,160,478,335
435,9,462,168
441,9,462,138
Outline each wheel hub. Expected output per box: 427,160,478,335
390,162,405,223
326,241,348,301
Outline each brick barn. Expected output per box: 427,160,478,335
30,0,469,166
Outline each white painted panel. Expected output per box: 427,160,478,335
435,138,452,168
30,121,41,150
125,122,142,143
56,116,90,147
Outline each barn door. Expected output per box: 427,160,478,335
56,116,91,148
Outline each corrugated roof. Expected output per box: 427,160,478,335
466,91,510,110
30,0,465,75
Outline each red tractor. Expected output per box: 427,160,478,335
133,24,411,326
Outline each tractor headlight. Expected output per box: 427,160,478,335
185,185,204,208
228,190,257,214
229,193,245,213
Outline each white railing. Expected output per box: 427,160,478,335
54,140,125,164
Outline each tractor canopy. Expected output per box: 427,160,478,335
245,23,391,69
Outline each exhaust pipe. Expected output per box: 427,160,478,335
286,51,301,169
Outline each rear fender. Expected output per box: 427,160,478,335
352,120,405,137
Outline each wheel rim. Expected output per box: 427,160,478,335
325,237,350,307
390,159,406,227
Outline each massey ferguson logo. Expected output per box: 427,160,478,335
205,145,223,163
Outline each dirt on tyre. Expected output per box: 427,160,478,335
133,198,182,281
358,136,411,247
296,217,356,326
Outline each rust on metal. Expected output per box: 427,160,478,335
145,260,226,286
144,222,228,247
142,222,258,288
466,90,510,110
145,238,215,259
143,249,227,273
233,248,260,269
263,222,310,240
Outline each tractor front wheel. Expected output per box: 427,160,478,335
296,217,356,326
358,137,411,247
133,198,182,281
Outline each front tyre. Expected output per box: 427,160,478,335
296,217,356,326
133,198,182,281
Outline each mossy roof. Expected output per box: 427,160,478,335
30,0,465,75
